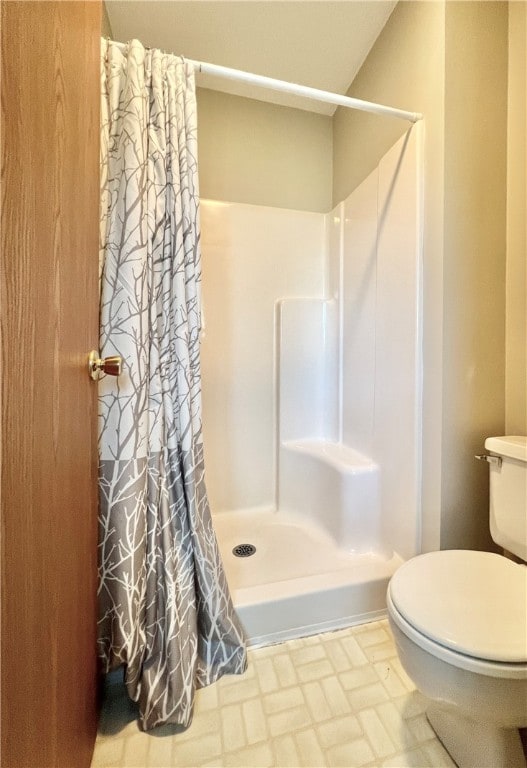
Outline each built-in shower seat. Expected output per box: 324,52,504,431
279,438,384,556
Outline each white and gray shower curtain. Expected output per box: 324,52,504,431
98,38,246,731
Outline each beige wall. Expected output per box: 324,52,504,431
441,1,508,551
102,2,113,38
506,1,527,435
334,1,447,552
332,1,445,206
102,14,333,213
143,2,513,553
196,88,333,213
332,1,509,554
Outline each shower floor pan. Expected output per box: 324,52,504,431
213,508,403,647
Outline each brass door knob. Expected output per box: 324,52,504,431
88,350,122,380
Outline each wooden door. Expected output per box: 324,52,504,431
1,3,101,766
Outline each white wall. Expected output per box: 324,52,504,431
200,201,325,513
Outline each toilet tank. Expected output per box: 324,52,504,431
485,436,527,561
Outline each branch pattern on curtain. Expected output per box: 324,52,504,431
98,39,246,731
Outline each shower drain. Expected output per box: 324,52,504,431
232,543,256,558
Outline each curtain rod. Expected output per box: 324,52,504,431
109,39,423,123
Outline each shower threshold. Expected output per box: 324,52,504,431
213,507,403,647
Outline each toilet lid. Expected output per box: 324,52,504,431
389,551,527,663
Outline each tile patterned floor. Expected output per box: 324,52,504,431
91,619,456,768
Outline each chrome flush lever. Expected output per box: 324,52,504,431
475,454,502,468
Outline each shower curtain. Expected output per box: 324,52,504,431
98,39,246,731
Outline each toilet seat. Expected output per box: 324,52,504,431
388,550,527,676
387,591,527,679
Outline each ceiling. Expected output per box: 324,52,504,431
105,1,397,115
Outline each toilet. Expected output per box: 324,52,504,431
387,436,527,768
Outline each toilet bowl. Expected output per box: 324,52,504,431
387,436,527,768
388,550,527,767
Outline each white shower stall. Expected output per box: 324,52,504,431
201,126,423,645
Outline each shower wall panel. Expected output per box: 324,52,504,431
200,201,325,514
374,129,421,559
338,127,422,560
340,169,378,456
277,298,337,444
